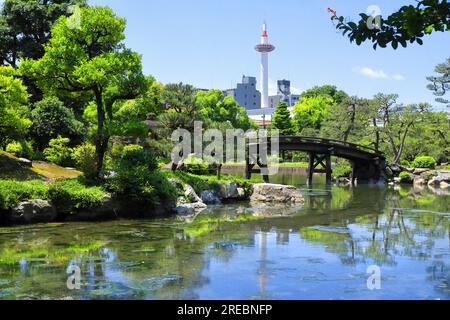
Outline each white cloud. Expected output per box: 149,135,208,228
354,66,404,81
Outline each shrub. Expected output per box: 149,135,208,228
48,179,106,211
44,136,74,167
108,145,159,202
412,156,436,169
166,171,257,195
72,143,97,181
400,160,410,167
0,180,48,210
399,172,413,184
183,155,210,174
6,141,33,159
333,161,352,178
29,97,86,149
146,171,178,203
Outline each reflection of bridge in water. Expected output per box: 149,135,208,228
246,136,387,185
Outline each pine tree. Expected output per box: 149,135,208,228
272,102,294,135
427,57,450,109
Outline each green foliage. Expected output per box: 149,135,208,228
0,180,48,210
72,143,97,181
48,179,106,211
6,140,33,159
20,6,147,178
196,90,257,131
333,161,352,178
321,96,369,143
271,102,294,135
108,145,159,201
0,0,87,68
145,171,178,204
400,160,411,167
293,95,334,134
427,57,450,108
0,66,31,147
162,82,198,114
29,97,86,149
300,85,348,104
166,171,256,195
332,1,450,49
399,172,413,184
183,155,210,175
157,112,194,132
412,156,436,169
43,136,73,167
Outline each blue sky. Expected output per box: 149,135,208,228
89,0,450,109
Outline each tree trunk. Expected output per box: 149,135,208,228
343,103,356,142
393,124,412,164
372,118,380,152
94,87,108,179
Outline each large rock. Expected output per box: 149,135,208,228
435,171,450,183
17,158,32,168
11,200,57,224
174,202,207,216
441,181,450,189
184,184,202,203
414,168,432,175
201,190,222,205
414,176,428,186
250,184,304,204
74,195,119,221
427,171,450,188
217,182,239,199
168,178,183,189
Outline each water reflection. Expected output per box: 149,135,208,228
0,177,449,300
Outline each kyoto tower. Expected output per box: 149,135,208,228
255,22,275,109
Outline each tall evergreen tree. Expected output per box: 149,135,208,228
427,57,450,109
272,102,294,136
0,0,87,68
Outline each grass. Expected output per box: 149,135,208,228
0,180,49,210
48,179,108,211
0,178,107,213
32,162,82,179
0,151,82,181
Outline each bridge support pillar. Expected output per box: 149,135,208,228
245,148,270,183
351,159,386,185
308,152,332,186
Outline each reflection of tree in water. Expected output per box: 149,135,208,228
1,184,448,299
299,186,449,293
427,260,449,295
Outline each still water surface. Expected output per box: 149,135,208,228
0,172,449,300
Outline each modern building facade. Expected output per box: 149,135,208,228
269,80,300,108
225,75,261,110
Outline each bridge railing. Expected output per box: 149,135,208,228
274,136,385,158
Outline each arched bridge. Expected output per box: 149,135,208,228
246,136,387,185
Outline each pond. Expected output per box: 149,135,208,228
0,170,449,300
